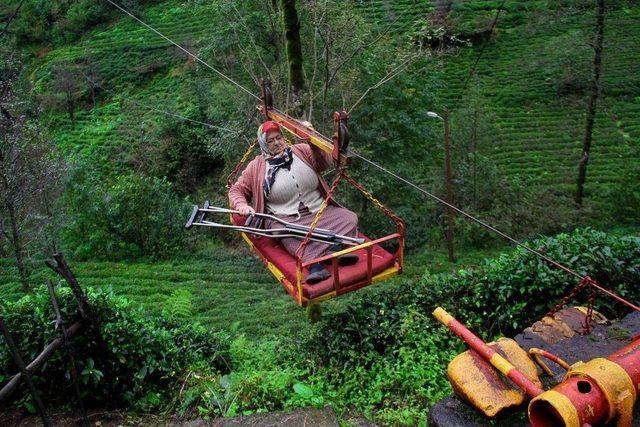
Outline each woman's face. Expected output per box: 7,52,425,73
265,130,286,156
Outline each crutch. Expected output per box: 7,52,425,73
185,202,365,246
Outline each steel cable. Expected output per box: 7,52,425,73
105,0,639,311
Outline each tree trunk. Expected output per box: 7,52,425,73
576,0,605,206
6,201,29,291
66,94,75,124
280,0,305,117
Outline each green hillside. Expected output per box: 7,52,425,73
17,0,638,201
2,0,640,424
434,2,640,193
351,0,640,190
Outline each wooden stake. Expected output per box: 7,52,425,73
0,316,52,427
45,279,89,427
0,322,82,403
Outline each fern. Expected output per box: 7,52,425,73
162,289,193,320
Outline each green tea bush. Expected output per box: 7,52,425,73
0,285,231,411
12,0,162,45
601,163,640,225
62,168,193,261
315,229,640,360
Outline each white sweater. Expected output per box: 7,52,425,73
265,154,324,215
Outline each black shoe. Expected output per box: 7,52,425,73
327,244,360,266
306,263,331,284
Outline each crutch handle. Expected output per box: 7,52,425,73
185,205,199,229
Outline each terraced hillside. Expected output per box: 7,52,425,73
353,0,433,32
0,245,474,340
438,4,639,193
22,0,639,193
28,0,249,175
355,1,640,194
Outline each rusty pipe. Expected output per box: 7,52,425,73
529,348,571,377
529,339,640,427
433,307,544,397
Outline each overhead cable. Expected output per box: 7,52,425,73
350,149,581,281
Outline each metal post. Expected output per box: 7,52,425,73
0,316,52,427
443,108,456,263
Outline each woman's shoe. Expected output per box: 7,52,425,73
328,244,359,266
306,263,331,284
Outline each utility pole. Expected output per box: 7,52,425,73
576,0,605,206
444,108,456,263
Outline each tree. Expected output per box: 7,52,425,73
0,56,65,291
52,64,83,123
576,0,605,206
79,55,103,110
280,0,305,116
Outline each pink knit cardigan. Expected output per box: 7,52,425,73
228,144,333,213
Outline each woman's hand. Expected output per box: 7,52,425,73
238,206,255,216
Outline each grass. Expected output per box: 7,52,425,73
0,241,510,341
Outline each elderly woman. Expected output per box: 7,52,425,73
229,121,359,284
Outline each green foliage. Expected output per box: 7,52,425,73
178,335,311,417
2,229,638,424
4,0,640,421
162,289,194,320
314,310,458,424
601,162,640,225
61,168,192,260
314,229,640,359
11,0,161,45
0,255,309,341
0,285,231,411
526,29,592,97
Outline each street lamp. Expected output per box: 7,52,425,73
428,108,456,263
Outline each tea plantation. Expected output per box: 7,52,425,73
1,0,640,424
21,0,640,193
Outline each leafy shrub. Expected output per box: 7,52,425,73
315,309,459,424
0,285,231,411
62,167,193,260
12,0,162,45
178,335,312,417
316,229,639,357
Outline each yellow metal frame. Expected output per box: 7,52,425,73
265,108,334,154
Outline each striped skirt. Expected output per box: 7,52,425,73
264,205,358,263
